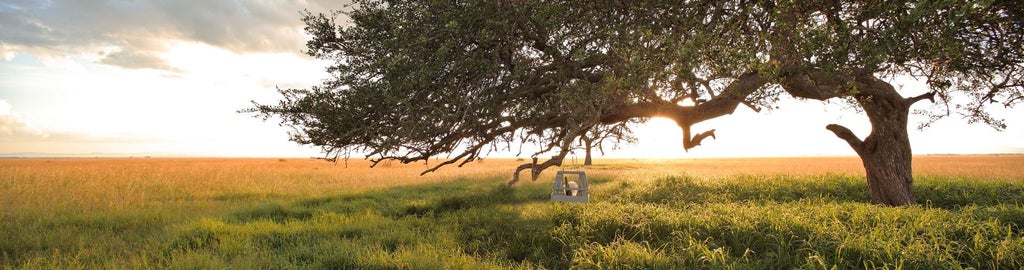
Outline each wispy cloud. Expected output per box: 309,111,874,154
0,99,164,144
0,0,348,70
0,99,49,141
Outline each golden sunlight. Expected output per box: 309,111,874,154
620,117,686,159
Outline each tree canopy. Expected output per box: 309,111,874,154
250,0,1022,203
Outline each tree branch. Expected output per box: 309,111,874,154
684,129,716,151
741,100,762,112
508,124,589,185
691,72,767,121
509,155,564,186
905,91,936,106
601,72,765,153
780,70,848,100
825,124,863,155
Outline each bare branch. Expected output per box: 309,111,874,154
684,129,717,151
905,91,936,106
741,100,762,112
825,124,863,156
418,125,518,175
420,151,475,175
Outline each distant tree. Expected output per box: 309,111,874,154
578,122,636,165
249,0,1022,206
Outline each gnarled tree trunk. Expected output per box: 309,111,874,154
825,77,934,206
782,70,935,206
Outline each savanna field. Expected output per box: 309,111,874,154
1,156,1023,269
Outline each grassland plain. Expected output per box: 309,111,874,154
1,156,1023,269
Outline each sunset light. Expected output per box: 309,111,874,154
1,1,1021,159
4,1,1024,268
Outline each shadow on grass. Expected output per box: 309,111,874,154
606,174,1024,209
227,177,551,224
168,178,575,268
604,174,872,206
162,173,1024,269
915,179,1024,208
222,173,1024,231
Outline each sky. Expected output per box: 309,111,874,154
1,0,1021,159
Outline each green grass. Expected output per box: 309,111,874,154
3,169,1024,269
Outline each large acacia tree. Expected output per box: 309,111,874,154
251,0,1022,206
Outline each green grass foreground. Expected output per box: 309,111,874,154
2,161,1024,269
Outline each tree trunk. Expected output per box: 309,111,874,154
826,78,934,206
584,143,593,165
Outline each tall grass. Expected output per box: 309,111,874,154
1,156,1022,269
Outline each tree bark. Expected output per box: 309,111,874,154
824,78,935,206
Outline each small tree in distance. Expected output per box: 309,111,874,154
249,1,1022,206
578,122,636,166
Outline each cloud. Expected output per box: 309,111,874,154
98,41,178,71
0,100,49,140
0,0,349,70
0,100,165,144
0,42,14,61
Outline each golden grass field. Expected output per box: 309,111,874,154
0,155,1019,267
2,155,1019,212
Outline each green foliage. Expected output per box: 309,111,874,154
7,174,1024,269
249,0,1023,175
255,0,633,164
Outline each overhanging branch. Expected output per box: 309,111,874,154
508,124,589,185
600,72,766,152
509,155,565,186
416,125,518,175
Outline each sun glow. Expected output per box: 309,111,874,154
618,117,686,159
